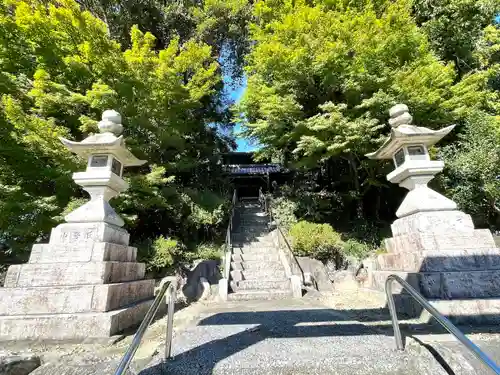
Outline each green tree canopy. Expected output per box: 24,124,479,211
0,0,232,259
238,0,494,164
236,0,499,229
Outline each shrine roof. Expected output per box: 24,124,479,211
224,164,284,175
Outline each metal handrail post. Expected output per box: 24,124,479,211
386,274,500,374
114,281,175,375
164,282,176,360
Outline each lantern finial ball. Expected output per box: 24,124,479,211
389,104,412,128
98,110,123,135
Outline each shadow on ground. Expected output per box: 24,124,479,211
138,304,500,375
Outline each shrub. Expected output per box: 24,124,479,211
342,239,372,260
187,242,223,262
148,236,182,270
271,197,298,230
289,221,343,262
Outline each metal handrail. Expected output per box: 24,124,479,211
259,190,304,284
114,280,177,375
223,190,237,280
386,274,500,374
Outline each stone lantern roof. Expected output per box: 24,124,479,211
59,110,146,167
366,104,455,160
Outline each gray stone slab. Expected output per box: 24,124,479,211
49,223,129,246
29,242,137,263
0,299,153,340
377,248,500,272
390,211,475,236
0,280,154,315
371,270,500,299
4,262,145,287
390,294,500,324
385,229,496,253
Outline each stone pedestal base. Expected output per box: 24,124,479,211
0,299,153,340
386,293,500,325
0,222,154,341
364,210,500,324
0,281,154,315
370,270,500,299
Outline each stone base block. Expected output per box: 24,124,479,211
4,262,145,287
0,280,154,315
392,295,500,325
391,211,474,236
29,242,137,263
377,248,500,272
0,299,153,341
371,270,500,299
384,229,495,253
49,222,129,246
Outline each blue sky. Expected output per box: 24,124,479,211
224,75,259,152
223,71,259,152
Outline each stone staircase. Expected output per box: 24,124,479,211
228,199,293,301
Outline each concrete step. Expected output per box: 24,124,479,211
232,253,280,262
227,289,292,301
232,235,274,242
233,247,276,255
237,216,269,222
231,260,284,271
231,279,291,291
235,221,268,227
241,268,287,280
232,226,269,234
238,212,268,219
232,242,275,249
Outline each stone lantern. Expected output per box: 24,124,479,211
362,104,499,323
0,110,154,341
366,104,456,218
59,110,146,227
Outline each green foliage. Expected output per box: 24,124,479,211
79,0,253,78
270,196,297,230
148,236,181,269
238,0,485,165
235,0,500,238
289,220,343,262
413,0,500,75
148,236,182,270
2,0,500,269
0,0,233,264
439,112,500,228
341,239,371,260
188,242,224,262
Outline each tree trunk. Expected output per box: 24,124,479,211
345,154,363,220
